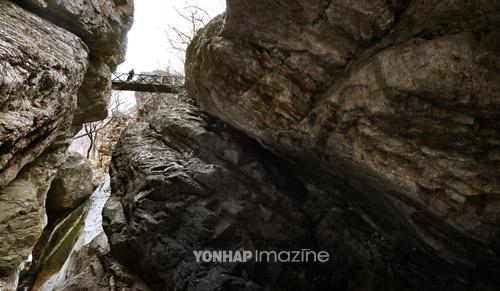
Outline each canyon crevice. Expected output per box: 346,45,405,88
0,0,133,288
1,0,499,290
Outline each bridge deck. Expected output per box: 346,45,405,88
111,72,184,93
111,82,183,93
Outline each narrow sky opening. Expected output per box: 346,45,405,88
118,0,226,74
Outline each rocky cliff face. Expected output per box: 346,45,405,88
20,176,149,291
184,0,500,289
103,96,332,290
45,153,94,213
3,0,497,289
14,0,134,123
0,0,133,289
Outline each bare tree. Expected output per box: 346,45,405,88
73,92,126,159
166,0,211,64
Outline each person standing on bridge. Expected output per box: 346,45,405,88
126,69,135,81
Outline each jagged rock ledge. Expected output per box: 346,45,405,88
103,96,330,290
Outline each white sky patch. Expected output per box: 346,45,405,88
73,2,226,155
118,0,226,74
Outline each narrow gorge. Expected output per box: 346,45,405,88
0,0,499,290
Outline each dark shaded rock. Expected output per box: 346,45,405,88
187,0,500,241
103,97,329,290
46,153,93,212
185,0,500,290
105,97,500,291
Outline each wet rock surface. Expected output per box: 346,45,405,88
185,0,500,290
19,176,149,291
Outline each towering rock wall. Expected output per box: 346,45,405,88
0,0,133,289
103,97,329,290
185,0,500,289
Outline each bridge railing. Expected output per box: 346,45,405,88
111,72,185,87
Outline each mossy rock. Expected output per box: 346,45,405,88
31,201,89,290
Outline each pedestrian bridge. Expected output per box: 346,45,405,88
111,72,184,93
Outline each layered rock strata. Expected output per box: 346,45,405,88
103,97,332,290
0,0,133,288
186,0,500,289
14,0,134,123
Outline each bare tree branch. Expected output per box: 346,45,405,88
165,0,213,66
74,92,127,159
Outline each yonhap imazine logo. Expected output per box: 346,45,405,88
193,249,330,263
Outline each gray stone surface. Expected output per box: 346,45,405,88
187,0,500,242
0,141,69,291
46,153,94,212
0,0,88,189
185,0,500,289
15,0,134,123
0,1,133,289
105,97,500,290
19,177,149,291
103,97,327,290
15,0,134,68
0,4,87,285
